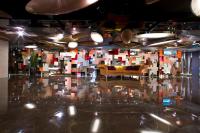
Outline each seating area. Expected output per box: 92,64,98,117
98,65,149,80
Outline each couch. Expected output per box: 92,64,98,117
98,65,149,80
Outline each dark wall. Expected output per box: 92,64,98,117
191,51,200,104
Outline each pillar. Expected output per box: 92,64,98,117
0,19,9,114
0,39,9,114
0,78,8,114
191,51,200,104
0,40,9,78
0,40,8,114
0,19,9,78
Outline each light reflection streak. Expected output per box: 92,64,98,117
24,103,36,109
149,113,172,126
54,111,64,119
91,118,101,133
141,130,162,133
68,105,76,116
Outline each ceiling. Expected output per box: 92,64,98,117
0,0,200,51
0,0,197,20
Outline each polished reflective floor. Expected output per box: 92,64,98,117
0,75,200,133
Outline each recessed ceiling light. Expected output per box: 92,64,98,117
91,32,103,43
136,33,174,39
68,42,78,48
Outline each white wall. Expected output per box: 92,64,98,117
0,40,8,78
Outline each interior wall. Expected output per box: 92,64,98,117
191,51,200,104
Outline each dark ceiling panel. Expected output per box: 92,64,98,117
0,0,197,21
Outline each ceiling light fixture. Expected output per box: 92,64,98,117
86,0,98,5
14,26,24,31
91,32,103,43
68,41,78,48
191,0,200,17
148,40,177,47
25,44,38,49
49,33,64,42
73,27,76,31
136,33,174,39
17,30,24,37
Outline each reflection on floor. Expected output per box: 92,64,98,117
0,76,200,133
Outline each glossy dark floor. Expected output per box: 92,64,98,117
0,76,200,133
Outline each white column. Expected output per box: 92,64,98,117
0,19,9,78
0,19,9,114
0,40,8,78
